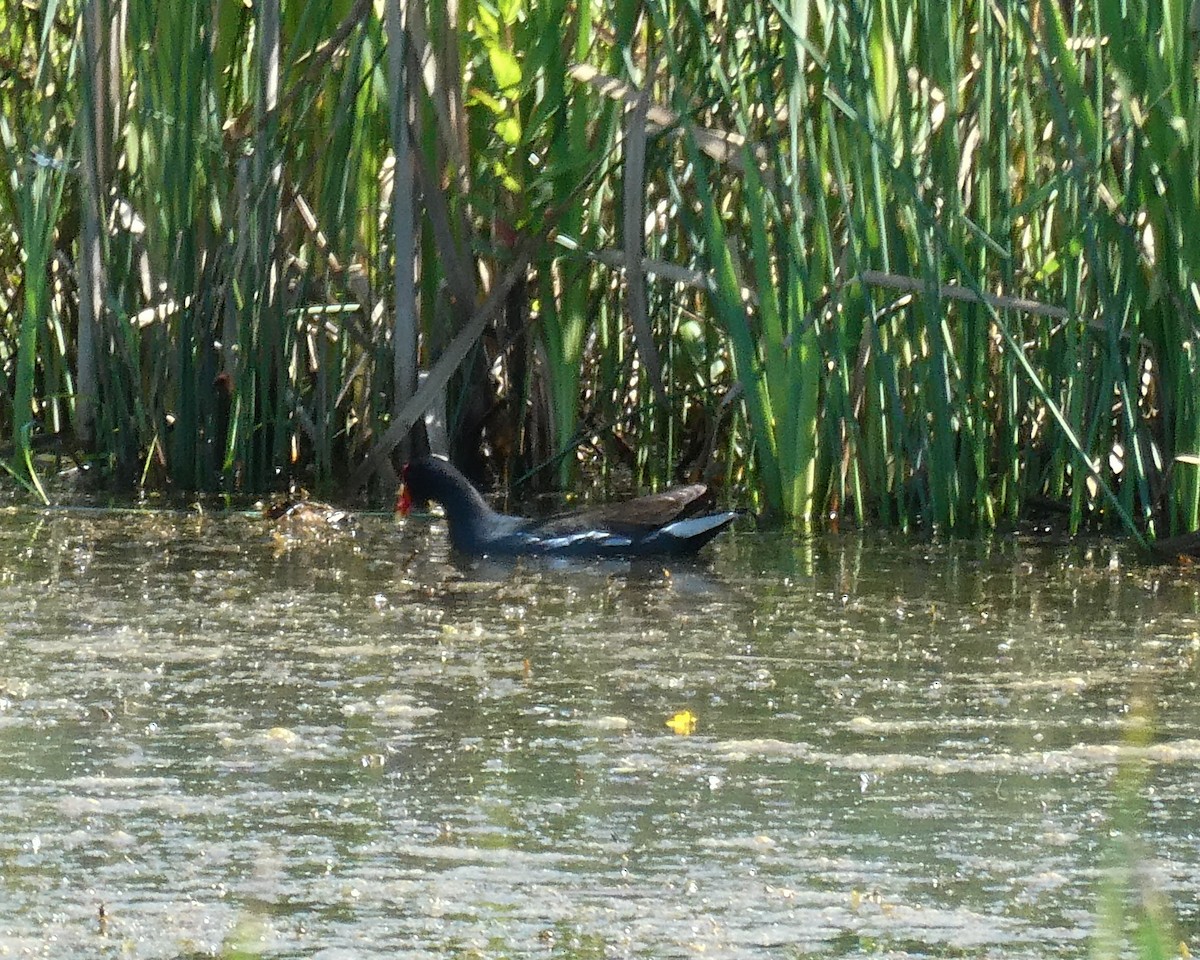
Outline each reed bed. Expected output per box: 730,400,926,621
1,0,1197,540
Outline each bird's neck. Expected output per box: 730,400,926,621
441,479,500,549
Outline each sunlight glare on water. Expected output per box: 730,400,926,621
0,507,1197,957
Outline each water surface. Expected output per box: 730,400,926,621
0,508,1197,957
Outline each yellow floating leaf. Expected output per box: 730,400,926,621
666,710,697,735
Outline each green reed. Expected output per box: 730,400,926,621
1,0,1198,544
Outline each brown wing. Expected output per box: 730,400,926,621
530,484,712,537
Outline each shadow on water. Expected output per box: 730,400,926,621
0,508,1196,956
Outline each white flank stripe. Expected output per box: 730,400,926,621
652,514,732,542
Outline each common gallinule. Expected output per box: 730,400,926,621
397,456,736,558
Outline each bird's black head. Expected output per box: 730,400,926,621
397,458,433,515
396,456,486,515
